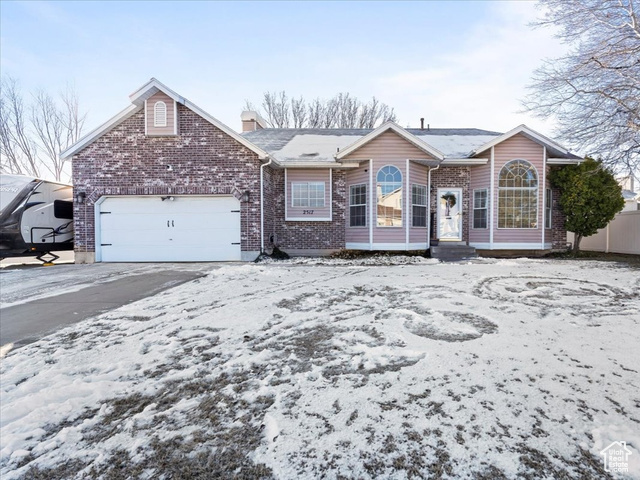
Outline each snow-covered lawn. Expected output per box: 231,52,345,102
1,258,639,479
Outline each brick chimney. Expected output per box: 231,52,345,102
241,111,269,132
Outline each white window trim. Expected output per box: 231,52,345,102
411,183,428,228
291,181,325,208
472,188,488,230
497,159,539,230
376,165,403,228
154,101,167,127
349,183,368,228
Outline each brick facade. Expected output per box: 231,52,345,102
551,184,568,250
265,169,346,252
430,166,471,242
72,105,263,256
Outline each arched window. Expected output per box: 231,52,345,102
376,165,402,227
498,159,538,228
154,101,167,127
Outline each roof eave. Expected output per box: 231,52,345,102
547,158,584,165
442,158,489,166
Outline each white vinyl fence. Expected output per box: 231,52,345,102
568,210,640,254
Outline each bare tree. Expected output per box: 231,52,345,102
291,96,307,128
523,0,640,172
245,91,397,129
0,77,86,181
0,77,40,176
262,91,290,128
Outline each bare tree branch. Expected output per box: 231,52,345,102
248,91,397,129
524,0,640,172
0,76,87,181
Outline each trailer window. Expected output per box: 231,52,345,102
54,200,73,219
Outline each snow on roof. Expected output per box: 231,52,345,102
243,127,502,164
271,134,363,163
411,133,500,158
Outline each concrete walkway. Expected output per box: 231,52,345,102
0,270,203,348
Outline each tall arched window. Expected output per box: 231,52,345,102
154,101,167,127
498,159,538,228
376,165,402,227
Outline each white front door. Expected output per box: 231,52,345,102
437,188,462,241
98,196,241,262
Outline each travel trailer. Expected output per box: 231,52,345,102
0,174,74,260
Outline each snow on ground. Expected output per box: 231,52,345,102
1,258,639,479
0,262,214,309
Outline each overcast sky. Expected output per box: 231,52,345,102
1,1,566,136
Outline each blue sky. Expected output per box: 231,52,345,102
1,1,564,135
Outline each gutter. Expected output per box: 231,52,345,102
260,156,273,253
427,163,441,249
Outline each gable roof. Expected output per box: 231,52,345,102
470,124,581,160
243,126,500,166
335,121,445,161
61,78,269,161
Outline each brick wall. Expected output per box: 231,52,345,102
430,166,471,242
266,169,346,251
72,105,263,254
551,184,568,249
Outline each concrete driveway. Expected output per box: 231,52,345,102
0,262,212,351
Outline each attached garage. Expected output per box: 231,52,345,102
96,196,241,262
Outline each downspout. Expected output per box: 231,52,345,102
369,159,373,250
542,146,546,250
427,163,441,250
260,156,273,253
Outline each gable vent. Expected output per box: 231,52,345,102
154,101,167,127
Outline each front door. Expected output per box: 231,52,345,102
437,188,462,241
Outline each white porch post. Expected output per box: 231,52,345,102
489,146,495,249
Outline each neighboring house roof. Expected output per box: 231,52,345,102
243,123,503,166
622,189,639,200
61,78,270,161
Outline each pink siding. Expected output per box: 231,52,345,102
343,131,436,246
409,162,429,244
146,92,176,136
345,163,370,243
492,134,544,244
286,169,331,220
469,162,491,243
343,131,437,162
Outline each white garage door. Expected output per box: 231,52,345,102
98,196,241,262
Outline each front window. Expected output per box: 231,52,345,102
376,165,402,227
349,184,367,227
292,182,325,207
412,184,427,227
498,159,538,229
473,189,488,229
